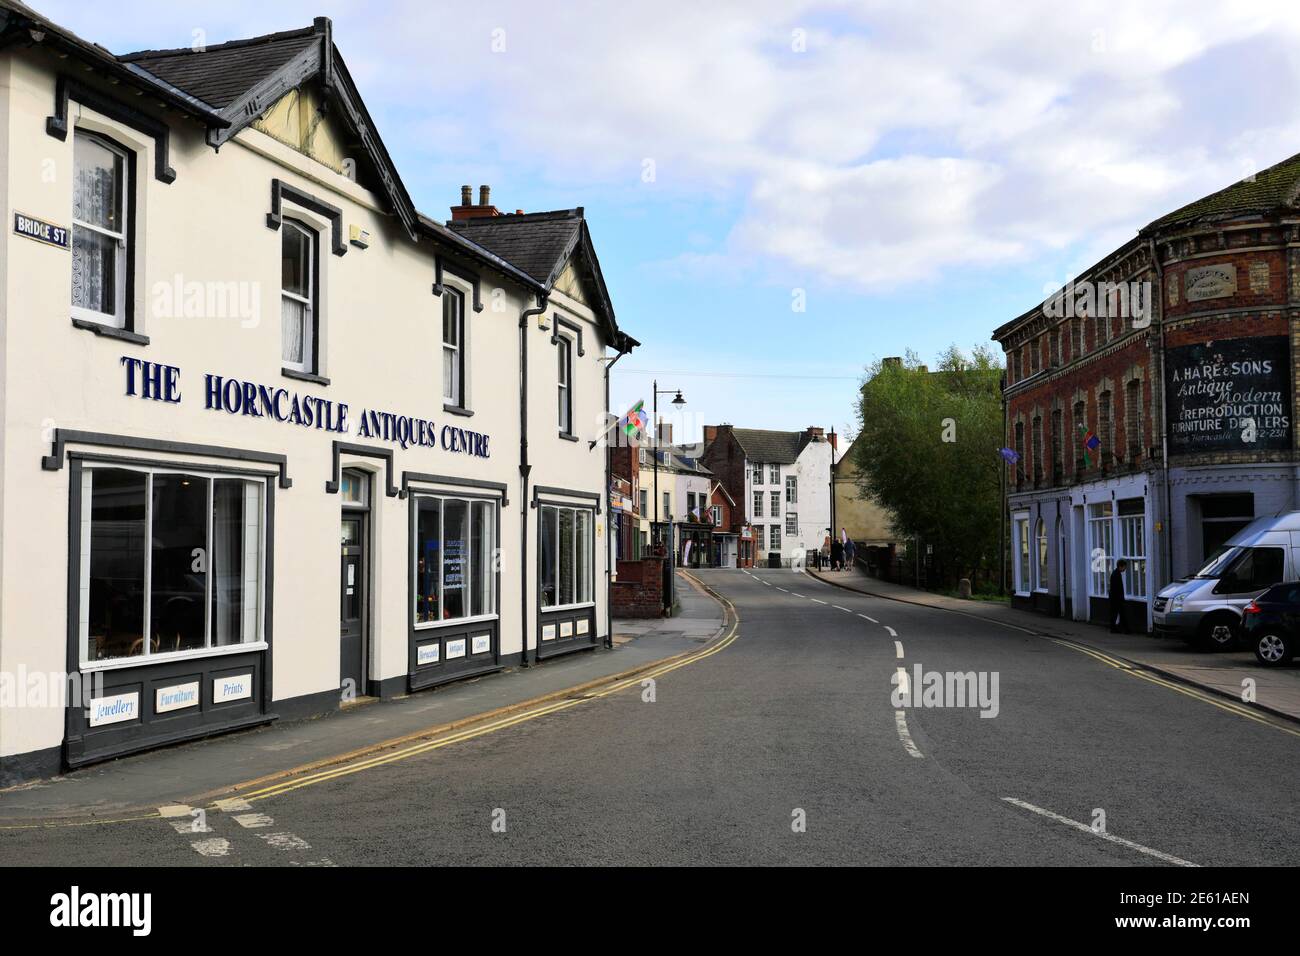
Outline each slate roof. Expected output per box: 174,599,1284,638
661,445,712,475
121,28,319,110
1145,150,1300,231
730,428,812,465
449,210,583,286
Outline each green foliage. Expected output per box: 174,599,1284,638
852,345,1004,582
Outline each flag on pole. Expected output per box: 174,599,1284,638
620,400,648,438
998,447,1020,464
1079,424,1100,467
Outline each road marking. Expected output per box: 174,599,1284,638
1001,797,1197,867
260,832,311,851
884,626,897,637
833,605,851,612
233,812,275,829
157,804,192,818
858,614,877,623
762,580,772,586
776,587,789,593
811,598,827,605
895,640,904,659
791,593,805,598
191,837,229,858
231,586,743,803
894,710,923,758
895,666,909,694
215,798,253,812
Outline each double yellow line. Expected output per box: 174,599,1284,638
235,579,740,803
1048,636,1300,739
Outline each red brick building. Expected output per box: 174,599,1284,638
993,153,1300,630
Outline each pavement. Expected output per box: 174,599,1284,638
0,571,724,823
4,565,1295,866
807,566,1300,725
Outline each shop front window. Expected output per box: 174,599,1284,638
82,467,264,664
1013,514,1029,594
540,504,595,609
415,495,497,625
1087,502,1114,596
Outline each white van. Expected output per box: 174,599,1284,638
1152,512,1300,650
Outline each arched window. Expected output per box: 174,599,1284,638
1035,518,1048,591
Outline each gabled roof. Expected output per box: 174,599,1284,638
449,208,636,351
121,27,319,110
1145,150,1300,232
122,18,421,241
0,0,229,126
730,428,813,465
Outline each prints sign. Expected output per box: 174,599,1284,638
213,673,253,703
1165,336,1292,454
1184,264,1237,302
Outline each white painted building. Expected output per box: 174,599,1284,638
702,425,834,567
0,7,636,783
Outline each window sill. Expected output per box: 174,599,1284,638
282,368,330,387
558,431,579,443
71,318,149,346
414,614,499,631
443,403,474,418
80,640,268,673
541,601,596,614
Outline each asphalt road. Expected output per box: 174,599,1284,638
5,568,1299,866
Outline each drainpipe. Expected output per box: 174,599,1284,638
518,293,548,667
603,343,630,649
1148,237,1173,586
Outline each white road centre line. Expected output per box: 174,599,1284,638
791,593,805,598
884,626,898,637
895,640,904,659
811,598,827,604
858,614,877,623
1001,798,1198,867
833,605,852,612
776,587,789,593
894,710,924,759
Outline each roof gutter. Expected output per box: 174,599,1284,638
0,8,230,129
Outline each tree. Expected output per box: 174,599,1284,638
852,345,1004,587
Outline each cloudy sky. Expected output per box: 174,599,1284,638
34,0,1300,443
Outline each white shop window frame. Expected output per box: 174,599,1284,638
78,462,269,672
1033,517,1049,593
540,503,597,612
70,129,131,329
413,491,500,631
1012,511,1030,596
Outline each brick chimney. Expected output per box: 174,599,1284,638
450,184,502,221
806,426,824,440
657,421,673,444
703,425,719,448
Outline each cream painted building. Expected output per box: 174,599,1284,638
0,6,636,783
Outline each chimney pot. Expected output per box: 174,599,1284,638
479,185,491,206
460,185,472,206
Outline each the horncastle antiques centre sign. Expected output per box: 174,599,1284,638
1165,336,1293,454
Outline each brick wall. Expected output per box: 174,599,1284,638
701,426,747,532
610,557,665,618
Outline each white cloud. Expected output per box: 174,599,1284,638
33,0,1300,292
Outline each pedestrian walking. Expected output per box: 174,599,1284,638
1109,559,1129,633
844,536,856,570
831,537,844,571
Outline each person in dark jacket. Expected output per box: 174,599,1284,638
1109,559,1129,633
830,537,844,571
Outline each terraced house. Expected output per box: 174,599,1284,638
993,153,1300,631
0,3,636,784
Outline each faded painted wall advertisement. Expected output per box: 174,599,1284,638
1166,336,1292,453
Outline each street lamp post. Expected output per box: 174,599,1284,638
651,379,686,534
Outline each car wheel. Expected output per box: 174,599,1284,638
1196,615,1239,651
1253,631,1293,667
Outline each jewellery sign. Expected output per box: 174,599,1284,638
1165,336,1292,454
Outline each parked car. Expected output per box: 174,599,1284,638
1241,584,1300,666
1152,512,1300,651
